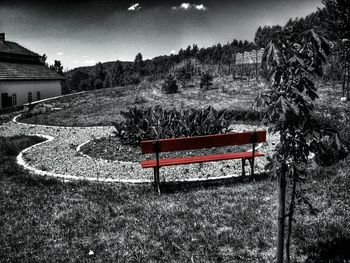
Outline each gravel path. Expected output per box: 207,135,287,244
0,115,279,183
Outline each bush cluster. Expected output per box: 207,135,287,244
162,75,179,94
112,106,232,146
309,111,349,166
200,72,213,90
224,109,262,122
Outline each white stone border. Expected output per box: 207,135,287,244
75,138,137,165
13,114,108,129
16,134,151,184
76,140,94,159
15,134,265,184
22,91,87,108
12,114,267,184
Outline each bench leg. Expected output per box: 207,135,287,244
153,167,161,195
241,158,246,177
247,158,255,179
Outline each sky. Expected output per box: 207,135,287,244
0,0,323,69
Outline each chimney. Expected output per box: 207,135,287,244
0,33,5,43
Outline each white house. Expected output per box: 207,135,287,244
0,33,64,109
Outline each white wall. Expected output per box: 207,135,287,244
0,80,61,108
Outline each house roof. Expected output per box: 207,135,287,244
0,62,65,80
0,41,39,57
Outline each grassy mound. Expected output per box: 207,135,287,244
18,80,264,127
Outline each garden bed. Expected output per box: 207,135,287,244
80,136,249,162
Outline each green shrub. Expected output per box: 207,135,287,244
22,104,49,118
112,106,231,146
200,72,213,90
322,54,343,82
224,109,263,122
311,129,348,166
176,62,193,88
309,112,349,166
162,75,179,94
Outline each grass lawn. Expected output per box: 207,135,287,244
18,79,348,128
1,135,350,262
3,78,350,262
1,135,277,262
19,77,265,127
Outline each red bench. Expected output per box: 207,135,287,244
140,130,267,193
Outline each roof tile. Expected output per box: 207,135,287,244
0,41,39,57
0,62,65,80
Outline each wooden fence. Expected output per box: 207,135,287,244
234,48,265,79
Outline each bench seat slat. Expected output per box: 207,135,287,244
140,151,265,168
141,130,266,154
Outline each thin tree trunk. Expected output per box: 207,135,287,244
286,176,297,263
228,57,231,75
347,67,350,100
277,164,287,263
342,70,346,97
241,53,244,80
256,51,258,80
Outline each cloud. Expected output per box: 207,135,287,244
56,52,63,56
170,50,176,54
172,3,207,11
180,3,191,10
194,4,207,11
74,60,80,64
128,3,141,11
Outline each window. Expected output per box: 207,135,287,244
12,94,17,106
37,91,41,101
28,92,32,103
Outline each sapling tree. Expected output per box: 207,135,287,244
200,72,213,90
176,62,193,88
255,30,330,263
322,0,350,98
162,75,179,94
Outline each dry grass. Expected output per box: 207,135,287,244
19,77,266,127
19,79,347,128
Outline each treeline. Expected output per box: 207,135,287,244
63,39,256,93
254,9,328,48
253,1,349,82
59,0,349,93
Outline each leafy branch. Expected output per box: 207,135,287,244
256,30,331,263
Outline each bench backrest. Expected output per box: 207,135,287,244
141,130,266,154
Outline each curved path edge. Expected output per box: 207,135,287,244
13,114,108,129
12,113,267,184
15,134,150,184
